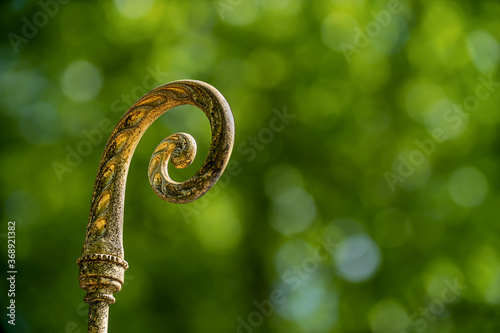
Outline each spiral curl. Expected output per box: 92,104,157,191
81,80,235,257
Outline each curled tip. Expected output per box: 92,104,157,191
170,133,197,169
148,132,197,190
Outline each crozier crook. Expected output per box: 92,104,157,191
77,80,235,333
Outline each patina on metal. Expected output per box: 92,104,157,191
77,80,235,333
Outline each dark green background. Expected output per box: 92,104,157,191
1,0,500,332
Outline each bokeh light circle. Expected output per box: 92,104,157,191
448,166,488,208
61,60,103,102
333,234,381,283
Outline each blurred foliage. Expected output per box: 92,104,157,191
1,0,500,332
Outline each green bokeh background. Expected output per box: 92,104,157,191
1,0,500,332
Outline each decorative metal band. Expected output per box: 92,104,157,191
84,292,116,304
77,253,129,270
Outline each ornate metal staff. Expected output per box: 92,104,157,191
77,80,235,332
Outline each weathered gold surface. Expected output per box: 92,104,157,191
77,80,235,333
